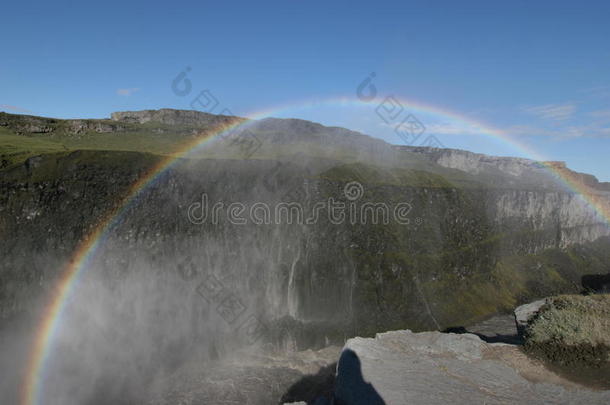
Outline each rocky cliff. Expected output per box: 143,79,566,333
404,146,610,192
110,108,240,127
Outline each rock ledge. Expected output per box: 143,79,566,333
334,329,610,405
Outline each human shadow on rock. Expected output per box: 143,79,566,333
280,349,386,405
333,349,386,405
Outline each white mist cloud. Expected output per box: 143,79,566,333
522,103,576,121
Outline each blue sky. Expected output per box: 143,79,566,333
2,0,610,180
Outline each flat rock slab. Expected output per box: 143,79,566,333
336,330,610,405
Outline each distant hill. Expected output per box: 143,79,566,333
2,109,610,195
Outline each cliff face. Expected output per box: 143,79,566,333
492,190,610,248
404,146,610,192
403,146,610,247
0,111,127,134
1,116,609,334
1,151,609,340
110,108,240,127
405,146,542,177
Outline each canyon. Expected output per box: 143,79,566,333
1,109,609,404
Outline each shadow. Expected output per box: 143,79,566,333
442,326,523,345
581,273,610,294
280,349,386,405
280,363,336,405
333,349,386,405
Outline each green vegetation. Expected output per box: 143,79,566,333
0,123,197,170
0,130,67,168
525,294,610,353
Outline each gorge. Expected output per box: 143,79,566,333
1,109,609,404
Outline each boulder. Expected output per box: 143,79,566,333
514,298,547,336
334,329,610,405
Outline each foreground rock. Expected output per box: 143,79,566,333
335,330,610,405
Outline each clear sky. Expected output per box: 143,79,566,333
2,0,610,180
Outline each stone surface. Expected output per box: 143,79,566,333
405,146,610,192
335,330,610,405
514,299,547,336
110,108,240,126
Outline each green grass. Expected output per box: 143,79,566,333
0,126,196,170
0,129,68,168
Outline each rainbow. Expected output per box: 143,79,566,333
20,96,610,405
